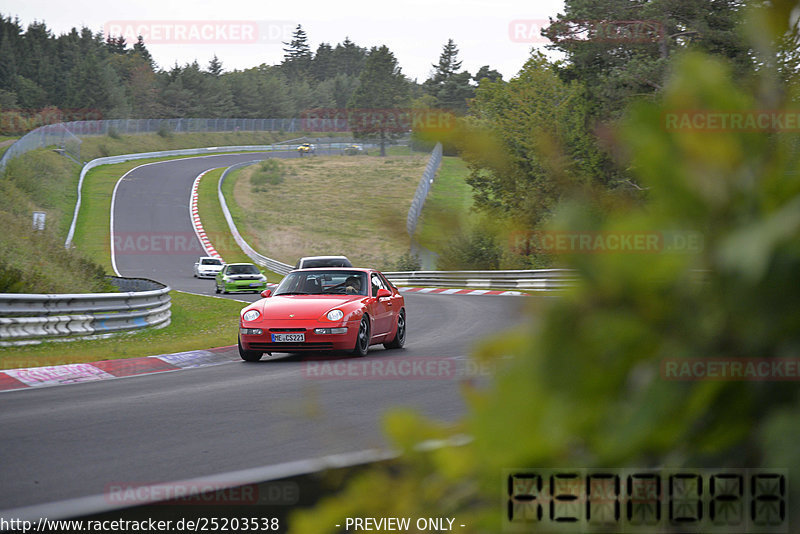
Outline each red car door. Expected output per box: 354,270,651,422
369,272,393,337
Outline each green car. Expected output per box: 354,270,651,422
215,263,267,294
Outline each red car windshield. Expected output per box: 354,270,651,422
275,271,367,296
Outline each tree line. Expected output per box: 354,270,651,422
451,0,791,253
0,17,500,134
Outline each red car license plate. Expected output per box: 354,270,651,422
271,333,305,343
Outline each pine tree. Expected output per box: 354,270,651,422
347,45,409,156
226,69,262,117
311,42,335,81
333,37,367,77
128,63,161,118
436,71,474,114
105,35,127,54
207,55,223,77
423,39,474,113
542,0,753,120
281,24,312,80
429,39,462,85
0,28,17,91
254,66,294,117
66,49,123,114
158,63,193,116
132,36,153,67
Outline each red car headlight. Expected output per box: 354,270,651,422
325,309,344,321
243,310,260,322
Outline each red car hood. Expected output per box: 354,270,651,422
254,295,365,320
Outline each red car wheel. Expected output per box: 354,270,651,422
352,316,370,357
238,337,263,362
383,309,405,350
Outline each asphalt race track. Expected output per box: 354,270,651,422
0,151,526,513
111,151,283,300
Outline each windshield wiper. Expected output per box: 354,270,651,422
276,292,307,296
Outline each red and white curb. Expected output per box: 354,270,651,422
399,287,523,296
0,346,237,393
190,170,221,259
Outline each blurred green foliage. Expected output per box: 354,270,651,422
290,3,800,532
461,53,608,230
394,250,421,271
437,226,502,271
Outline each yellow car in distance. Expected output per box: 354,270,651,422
297,143,315,155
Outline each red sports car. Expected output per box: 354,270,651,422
238,268,406,361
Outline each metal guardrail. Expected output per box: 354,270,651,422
406,142,443,237
217,161,294,275
0,278,171,346
383,269,578,291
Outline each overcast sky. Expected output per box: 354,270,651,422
2,0,565,81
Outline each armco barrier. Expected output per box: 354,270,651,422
0,278,171,346
217,161,294,275
383,269,578,291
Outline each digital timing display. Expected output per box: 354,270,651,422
504,469,787,533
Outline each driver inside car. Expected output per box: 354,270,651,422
345,276,362,295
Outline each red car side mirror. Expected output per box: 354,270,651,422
376,288,391,299
260,289,272,298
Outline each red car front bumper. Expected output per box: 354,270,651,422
239,318,359,353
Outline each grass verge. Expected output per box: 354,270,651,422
229,153,429,271
415,156,479,253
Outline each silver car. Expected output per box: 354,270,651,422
294,255,352,269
